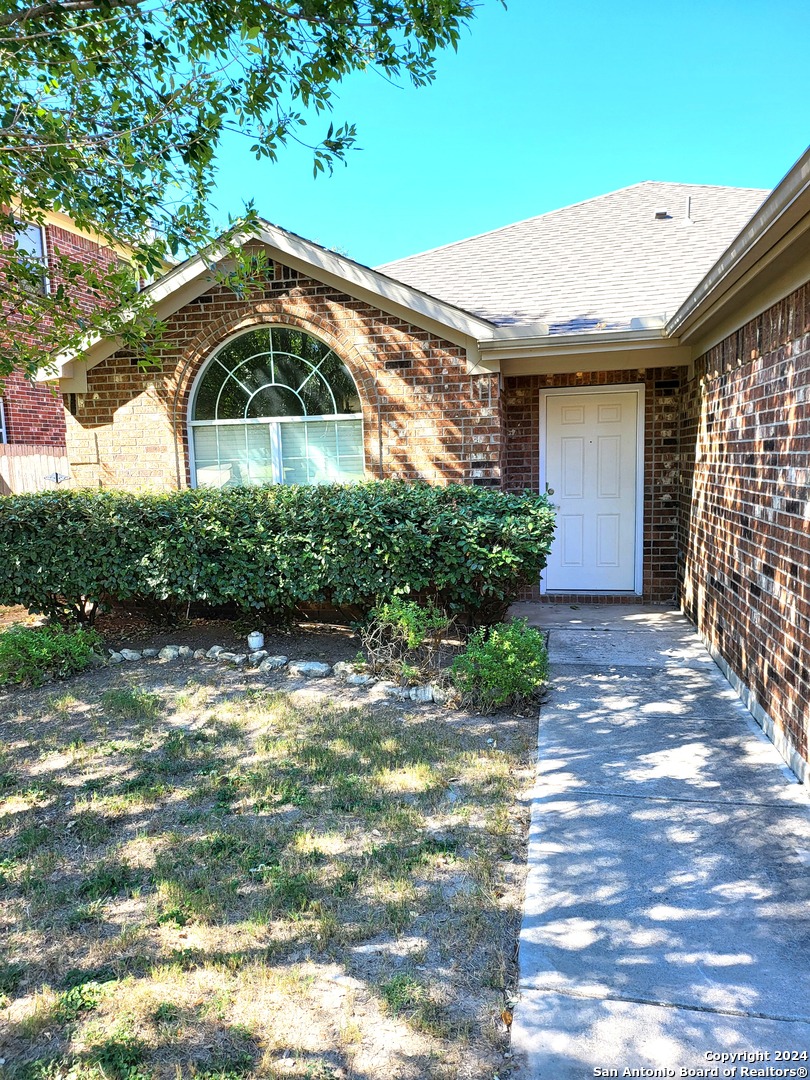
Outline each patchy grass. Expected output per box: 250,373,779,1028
100,687,163,721
0,663,535,1079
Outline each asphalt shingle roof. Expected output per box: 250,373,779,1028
376,182,768,333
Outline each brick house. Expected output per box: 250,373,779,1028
39,147,810,784
0,210,125,450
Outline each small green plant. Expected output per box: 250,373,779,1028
380,973,428,1015
254,864,314,912
399,662,420,685
0,960,23,996
153,1001,180,1023
87,1029,148,1080
374,598,448,651
0,625,102,687
70,812,113,846
361,598,451,679
55,981,103,1023
451,618,549,712
65,899,106,927
79,858,138,901
12,825,51,858
156,906,189,927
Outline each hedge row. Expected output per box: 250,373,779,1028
0,482,556,625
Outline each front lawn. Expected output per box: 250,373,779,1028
0,663,535,1079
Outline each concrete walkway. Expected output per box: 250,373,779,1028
508,604,810,1078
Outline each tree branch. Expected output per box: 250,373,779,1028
0,0,148,29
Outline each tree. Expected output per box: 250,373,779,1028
0,0,481,381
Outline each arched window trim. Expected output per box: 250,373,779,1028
186,325,364,488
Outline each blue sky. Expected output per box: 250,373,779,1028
210,0,809,267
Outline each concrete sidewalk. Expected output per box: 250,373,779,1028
508,605,810,1079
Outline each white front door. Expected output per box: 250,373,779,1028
543,389,641,592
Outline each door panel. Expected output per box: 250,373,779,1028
561,437,584,497
545,391,639,591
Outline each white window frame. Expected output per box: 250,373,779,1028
186,326,365,489
0,398,7,444
15,220,50,295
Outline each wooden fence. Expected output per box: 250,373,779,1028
0,444,72,495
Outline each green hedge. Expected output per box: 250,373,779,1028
0,482,555,625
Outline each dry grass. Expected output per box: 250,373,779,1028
0,663,535,1079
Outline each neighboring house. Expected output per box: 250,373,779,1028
0,210,127,463
39,148,810,786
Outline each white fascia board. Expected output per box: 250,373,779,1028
255,222,496,345
668,147,810,341
479,326,674,360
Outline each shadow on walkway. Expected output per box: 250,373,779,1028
508,604,810,1078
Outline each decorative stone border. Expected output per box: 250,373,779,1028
105,646,449,704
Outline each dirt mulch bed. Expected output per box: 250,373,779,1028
0,603,363,668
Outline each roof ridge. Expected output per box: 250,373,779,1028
377,181,771,269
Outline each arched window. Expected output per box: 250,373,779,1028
189,326,364,487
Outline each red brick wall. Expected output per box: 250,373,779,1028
65,261,503,490
44,224,121,316
679,283,810,779
502,367,682,602
1,220,121,448
1,372,65,446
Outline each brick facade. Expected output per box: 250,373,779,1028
502,367,682,602
679,282,810,776
1,220,121,448
44,231,810,777
65,260,503,490
1,372,65,446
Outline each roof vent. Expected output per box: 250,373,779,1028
654,210,671,220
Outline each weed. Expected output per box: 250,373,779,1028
361,598,451,679
0,959,23,995
118,771,167,802
100,688,161,720
156,905,188,927
0,625,103,687
48,692,81,717
331,774,382,812
194,1054,255,1080
213,773,243,810
152,1001,180,1023
380,973,427,1015
451,618,548,711
12,824,51,858
65,899,106,927
70,811,113,846
253,863,314,912
55,981,103,1023
79,858,138,900
60,967,117,990
0,769,17,794
87,1029,148,1080
18,850,59,893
